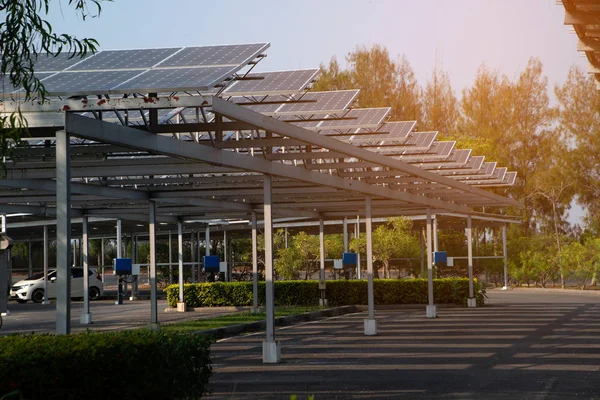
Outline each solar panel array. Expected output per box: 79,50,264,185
1,43,269,97
3,42,518,196
223,69,319,96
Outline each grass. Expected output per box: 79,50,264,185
161,306,324,333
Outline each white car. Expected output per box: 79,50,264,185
10,268,104,304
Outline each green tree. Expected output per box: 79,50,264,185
350,217,418,279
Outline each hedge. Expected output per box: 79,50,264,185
165,278,484,308
0,330,213,400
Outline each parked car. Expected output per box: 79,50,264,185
10,268,104,304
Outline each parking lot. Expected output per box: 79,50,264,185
208,289,600,399
2,289,600,399
0,299,246,335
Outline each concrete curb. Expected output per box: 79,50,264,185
196,305,358,339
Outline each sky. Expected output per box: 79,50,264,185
46,0,588,223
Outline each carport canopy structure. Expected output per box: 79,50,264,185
0,43,519,362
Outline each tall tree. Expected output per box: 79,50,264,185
555,66,600,219
421,62,458,137
314,45,422,123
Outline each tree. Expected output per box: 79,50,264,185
0,0,105,163
314,45,423,123
350,217,418,279
555,66,600,219
421,62,458,137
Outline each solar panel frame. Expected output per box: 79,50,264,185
223,69,319,96
275,90,359,115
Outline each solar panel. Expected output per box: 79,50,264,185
40,70,143,96
348,121,416,144
33,53,91,72
437,155,485,175
112,66,239,94
69,48,182,70
458,162,497,180
223,69,319,96
2,43,270,98
0,73,54,95
318,108,390,131
276,90,359,115
156,43,269,67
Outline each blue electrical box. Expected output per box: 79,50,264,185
433,251,447,264
114,258,132,275
343,252,357,267
203,255,220,273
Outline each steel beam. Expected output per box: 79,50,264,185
64,113,475,213
211,97,518,207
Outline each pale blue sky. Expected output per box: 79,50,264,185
46,0,587,223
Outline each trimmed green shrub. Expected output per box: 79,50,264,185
165,278,484,308
0,330,213,400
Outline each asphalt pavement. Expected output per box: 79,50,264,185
208,288,600,399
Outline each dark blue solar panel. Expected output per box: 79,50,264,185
111,66,237,94
33,53,90,72
41,70,142,96
70,48,182,71
156,43,268,67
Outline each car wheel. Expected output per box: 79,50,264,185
31,289,44,304
16,299,28,304
89,287,101,301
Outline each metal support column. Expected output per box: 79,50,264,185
42,225,50,305
148,201,159,329
168,233,173,284
190,232,195,283
502,224,509,290
420,227,425,277
177,221,186,312
224,230,229,282
80,217,92,324
467,216,476,308
262,174,280,363
251,211,260,313
356,215,361,279
101,238,105,283
56,129,71,334
319,216,327,307
130,235,138,301
426,211,436,318
343,217,348,253
433,214,439,253
116,219,123,305
364,196,376,335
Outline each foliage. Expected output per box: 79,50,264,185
165,278,484,308
0,330,213,400
0,0,106,165
350,217,419,279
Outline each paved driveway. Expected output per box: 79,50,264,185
0,300,246,335
208,289,600,399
